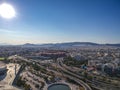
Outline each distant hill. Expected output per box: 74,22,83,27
1,42,120,47
23,43,38,46
105,44,120,47
23,42,99,46
22,43,54,47
22,42,101,48
57,42,99,46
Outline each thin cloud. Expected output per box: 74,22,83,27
0,28,16,33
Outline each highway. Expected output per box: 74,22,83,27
57,58,92,90
10,55,92,90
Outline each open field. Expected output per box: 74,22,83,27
0,57,5,61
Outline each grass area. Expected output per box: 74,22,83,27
63,56,88,67
0,57,5,60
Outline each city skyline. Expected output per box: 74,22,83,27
0,0,120,44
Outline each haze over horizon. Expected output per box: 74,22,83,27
0,0,120,44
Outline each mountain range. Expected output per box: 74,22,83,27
22,42,120,47
0,42,120,47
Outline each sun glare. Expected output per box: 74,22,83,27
0,3,16,19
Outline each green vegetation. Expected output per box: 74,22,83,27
16,76,25,87
0,57,5,60
64,56,88,67
32,63,46,73
16,76,31,90
66,77,80,85
40,82,45,89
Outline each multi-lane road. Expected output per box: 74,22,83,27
9,55,92,90
57,58,92,90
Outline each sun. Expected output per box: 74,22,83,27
0,3,16,19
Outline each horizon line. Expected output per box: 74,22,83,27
0,41,120,45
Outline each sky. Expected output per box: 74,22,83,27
0,0,120,44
